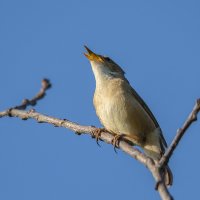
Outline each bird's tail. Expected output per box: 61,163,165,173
143,128,173,186
143,148,173,186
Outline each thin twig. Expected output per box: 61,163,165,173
0,108,173,200
15,78,51,110
0,79,51,118
0,76,171,199
2,79,200,200
159,99,200,167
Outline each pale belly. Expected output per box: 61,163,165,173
94,91,155,143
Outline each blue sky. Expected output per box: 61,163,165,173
0,1,200,199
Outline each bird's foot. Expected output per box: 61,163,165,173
91,128,106,146
111,134,126,153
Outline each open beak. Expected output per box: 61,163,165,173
84,46,103,62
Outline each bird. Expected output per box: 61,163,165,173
84,45,173,186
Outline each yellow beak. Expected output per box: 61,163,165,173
84,46,103,62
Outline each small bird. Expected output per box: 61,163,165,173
84,46,173,186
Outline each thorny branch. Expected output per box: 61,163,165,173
1,79,200,200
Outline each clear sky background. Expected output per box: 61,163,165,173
0,1,200,200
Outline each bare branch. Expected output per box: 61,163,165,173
159,98,200,167
0,79,51,118
0,108,173,200
2,80,200,200
15,78,51,110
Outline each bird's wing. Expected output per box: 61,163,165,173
127,80,167,148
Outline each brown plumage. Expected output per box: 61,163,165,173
84,46,173,186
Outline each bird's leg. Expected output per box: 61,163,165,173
111,134,126,153
91,128,106,146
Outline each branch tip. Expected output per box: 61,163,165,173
42,78,52,90
1,79,199,200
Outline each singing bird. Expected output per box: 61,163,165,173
84,46,173,186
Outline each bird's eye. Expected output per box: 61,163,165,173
105,57,111,61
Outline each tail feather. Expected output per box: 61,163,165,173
143,128,173,186
143,148,173,186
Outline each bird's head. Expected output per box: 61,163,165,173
84,46,125,79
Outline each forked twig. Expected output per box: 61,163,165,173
1,79,200,200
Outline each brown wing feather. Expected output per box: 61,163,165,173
125,79,167,149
